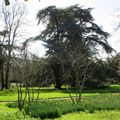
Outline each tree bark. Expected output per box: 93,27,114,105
0,62,4,90
0,46,5,90
54,63,62,90
55,78,62,90
4,61,10,89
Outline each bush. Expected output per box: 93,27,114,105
7,101,18,108
24,101,61,119
24,100,97,119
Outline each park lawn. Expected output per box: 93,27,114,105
54,111,120,120
1,102,120,120
0,84,120,101
0,85,120,119
23,93,120,119
0,88,99,102
0,103,37,120
0,103,17,114
0,103,18,120
1,101,120,120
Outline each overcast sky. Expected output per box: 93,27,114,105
9,0,120,57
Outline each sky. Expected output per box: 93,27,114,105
6,0,120,57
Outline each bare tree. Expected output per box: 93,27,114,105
0,3,27,89
56,46,94,104
4,0,41,6
11,49,49,111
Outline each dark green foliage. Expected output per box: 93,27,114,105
35,4,113,89
23,93,120,119
36,5,113,56
83,60,108,88
24,101,61,119
7,101,18,108
4,0,10,6
106,54,120,83
28,57,53,87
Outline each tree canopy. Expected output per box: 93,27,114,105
35,5,114,89
36,5,113,57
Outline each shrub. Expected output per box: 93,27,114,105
7,101,18,108
24,101,61,119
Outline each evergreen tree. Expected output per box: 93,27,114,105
36,5,113,89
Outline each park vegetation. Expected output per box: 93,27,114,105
0,1,120,120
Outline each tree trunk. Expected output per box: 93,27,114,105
55,78,62,90
0,46,5,90
5,43,11,89
54,63,62,90
0,62,4,90
5,61,10,89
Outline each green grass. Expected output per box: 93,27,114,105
0,103,36,120
1,84,120,119
0,84,120,102
0,102,39,120
54,111,120,120
1,102,120,120
0,87,95,102
1,101,120,120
